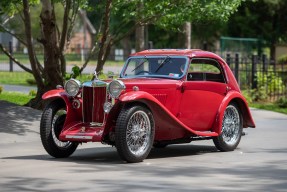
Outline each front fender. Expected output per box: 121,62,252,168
119,91,160,103
42,89,82,127
118,91,218,138
42,89,69,102
213,91,256,134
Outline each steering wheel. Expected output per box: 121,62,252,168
135,70,151,75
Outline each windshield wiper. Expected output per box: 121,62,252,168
154,56,171,73
131,56,148,72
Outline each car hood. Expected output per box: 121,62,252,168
118,78,182,90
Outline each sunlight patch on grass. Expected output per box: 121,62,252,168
0,72,34,86
0,91,33,105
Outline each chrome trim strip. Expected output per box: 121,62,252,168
92,83,95,122
66,135,93,140
82,86,85,123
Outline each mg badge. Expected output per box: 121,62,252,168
81,127,86,132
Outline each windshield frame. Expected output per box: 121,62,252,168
120,56,189,80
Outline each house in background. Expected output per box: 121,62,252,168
67,9,96,56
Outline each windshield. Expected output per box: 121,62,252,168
121,56,188,79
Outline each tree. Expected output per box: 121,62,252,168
89,0,243,74
225,0,287,61
0,0,87,108
0,0,242,108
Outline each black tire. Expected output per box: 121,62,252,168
115,105,155,163
153,142,168,148
213,103,243,151
40,100,78,158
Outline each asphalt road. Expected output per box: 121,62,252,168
0,100,287,191
2,84,37,94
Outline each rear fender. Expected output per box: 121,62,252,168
213,91,256,134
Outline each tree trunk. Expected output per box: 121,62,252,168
22,0,44,89
96,0,112,74
40,0,63,87
136,25,145,52
135,1,145,52
22,0,47,109
183,22,191,49
122,36,131,60
23,0,66,109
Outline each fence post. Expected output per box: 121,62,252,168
262,54,267,72
226,53,231,66
251,54,258,89
234,53,239,82
9,41,13,72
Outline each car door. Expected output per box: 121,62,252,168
179,58,228,131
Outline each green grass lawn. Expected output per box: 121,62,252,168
0,91,33,105
0,71,105,86
0,53,124,66
250,102,287,115
0,71,34,86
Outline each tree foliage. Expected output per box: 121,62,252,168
87,0,242,73
0,0,88,108
0,0,242,108
225,0,287,60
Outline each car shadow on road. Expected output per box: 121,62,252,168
0,101,41,135
2,144,218,164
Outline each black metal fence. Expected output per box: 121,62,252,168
225,53,287,101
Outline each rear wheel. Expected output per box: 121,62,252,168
115,105,155,163
213,103,243,151
40,100,78,158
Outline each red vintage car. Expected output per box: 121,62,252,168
40,49,255,163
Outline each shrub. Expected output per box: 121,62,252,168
256,70,285,97
29,89,37,97
278,55,287,64
250,87,268,102
241,90,253,104
276,97,287,108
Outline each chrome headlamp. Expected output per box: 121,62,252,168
108,80,125,98
64,79,81,97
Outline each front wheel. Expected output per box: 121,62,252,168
115,105,155,163
40,100,78,158
213,103,243,151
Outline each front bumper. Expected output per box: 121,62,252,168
59,122,104,142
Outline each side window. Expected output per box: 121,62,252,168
187,59,225,83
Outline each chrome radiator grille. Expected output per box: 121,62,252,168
82,86,106,125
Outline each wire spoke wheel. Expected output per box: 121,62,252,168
51,109,72,149
126,111,151,156
116,105,155,163
221,105,241,146
213,103,243,151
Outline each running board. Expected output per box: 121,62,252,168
194,131,218,137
